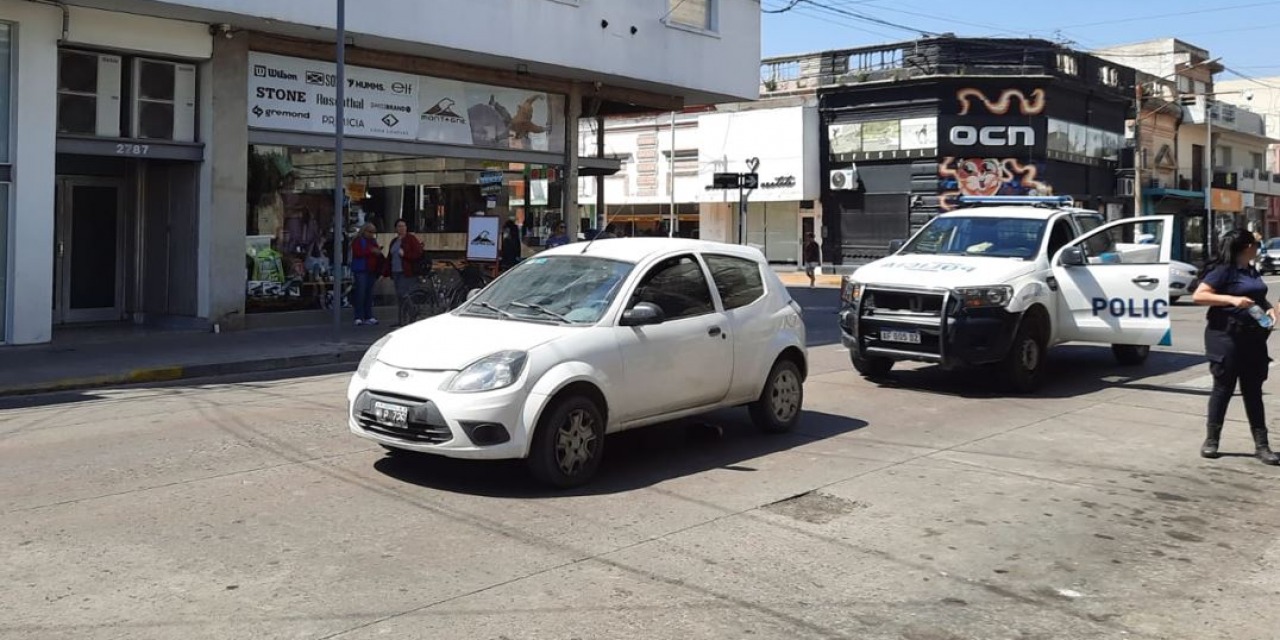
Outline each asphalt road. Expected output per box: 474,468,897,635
4,288,1280,640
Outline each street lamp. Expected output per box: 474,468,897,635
331,0,347,336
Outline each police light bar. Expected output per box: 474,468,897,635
955,196,1075,207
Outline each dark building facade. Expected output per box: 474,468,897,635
763,38,1136,265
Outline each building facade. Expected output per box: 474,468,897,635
577,97,822,264
763,38,1135,266
0,0,761,345
1101,39,1279,259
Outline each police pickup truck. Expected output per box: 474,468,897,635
839,196,1174,392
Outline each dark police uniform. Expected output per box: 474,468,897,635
1201,264,1272,442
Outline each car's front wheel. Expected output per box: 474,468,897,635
1112,344,1151,366
750,358,804,433
528,395,605,488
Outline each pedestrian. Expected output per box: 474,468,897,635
500,218,522,269
545,222,572,249
350,222,383,326
1192,229,1280,465
802,232,821,288
388,218,425,326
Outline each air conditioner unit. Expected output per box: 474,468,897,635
132,58,197,142
57,50,122,137
829,168,858,191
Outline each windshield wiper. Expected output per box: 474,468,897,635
473,301,516,319
508,301,571,322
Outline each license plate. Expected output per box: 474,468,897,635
373,401,410,427
880,329,921,344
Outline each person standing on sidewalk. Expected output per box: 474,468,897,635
1192,229,1280,465
388,218,425,326
350,222,384,326
802,233,821,288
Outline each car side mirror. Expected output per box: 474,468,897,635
1060,247,1086,267
620,301,665,327
888,239,905,253
466,288,482,301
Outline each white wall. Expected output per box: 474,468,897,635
696,104,819,204
1,0,61,344
138,0,761,102
67,6,212,58
578,112,703,206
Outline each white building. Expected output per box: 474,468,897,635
580,97,822,263
0,0,760,345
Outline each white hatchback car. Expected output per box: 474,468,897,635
348,238,808,487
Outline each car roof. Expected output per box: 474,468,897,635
937,206,1081,221
537,237,765,263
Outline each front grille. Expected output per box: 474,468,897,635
355,391,453,445
864,289,945,316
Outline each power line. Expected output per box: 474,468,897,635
800,0,938,36
762,0,898,40
1223,66,1280,91
1049,0,1280,31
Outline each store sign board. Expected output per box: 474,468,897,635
467,216,501,261
248,52,564,153
248,53,418,140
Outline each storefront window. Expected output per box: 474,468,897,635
245,145,563,313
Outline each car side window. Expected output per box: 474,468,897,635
1046,219,1075,258
629,254,716,319
703,254,765,311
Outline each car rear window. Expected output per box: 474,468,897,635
703,254,765,310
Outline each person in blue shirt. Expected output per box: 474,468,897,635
1193,229,1280,465
544,223,571,249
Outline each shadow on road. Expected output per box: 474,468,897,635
373,409,868,498
860,345,1207,400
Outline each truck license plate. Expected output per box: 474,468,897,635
880,329,921,344
373,401,410,427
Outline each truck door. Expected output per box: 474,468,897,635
1051,216,1174,346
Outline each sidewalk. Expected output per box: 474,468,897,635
775,270,843,288
0,324,390,397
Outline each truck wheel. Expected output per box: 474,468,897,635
851,353,894,379
1112,344,1150,366
1002,321,1045,393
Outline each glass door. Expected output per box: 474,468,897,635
55,177,125,323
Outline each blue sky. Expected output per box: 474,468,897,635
761,0,1280,81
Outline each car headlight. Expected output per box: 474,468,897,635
443,351,527,393
356,335,392,379
953,286,1013,309
841,278,863,305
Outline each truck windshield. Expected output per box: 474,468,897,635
900,216,1047,260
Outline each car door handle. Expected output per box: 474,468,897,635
708,326,722,338
1132,276,1160,285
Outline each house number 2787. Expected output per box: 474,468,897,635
115,144,150,156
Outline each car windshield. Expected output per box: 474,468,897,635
1265,239,1280,251
461,255,634,325
900,216,1047,260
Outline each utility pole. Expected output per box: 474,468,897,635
1133,80,1143,217
331,0,346,337
668,111,677,237
741,157,760,245
1205,96,1214,259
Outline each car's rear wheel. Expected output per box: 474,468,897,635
528,395,605,488
750,358,804,433
1112,344,1151,366
1002,320,1046,393
851,353,894,379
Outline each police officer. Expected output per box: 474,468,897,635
1192,229,1280,465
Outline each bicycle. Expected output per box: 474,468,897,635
399,261,496,324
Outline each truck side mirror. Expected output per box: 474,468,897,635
1060,247,1086,267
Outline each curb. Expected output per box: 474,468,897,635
0,350,366,398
